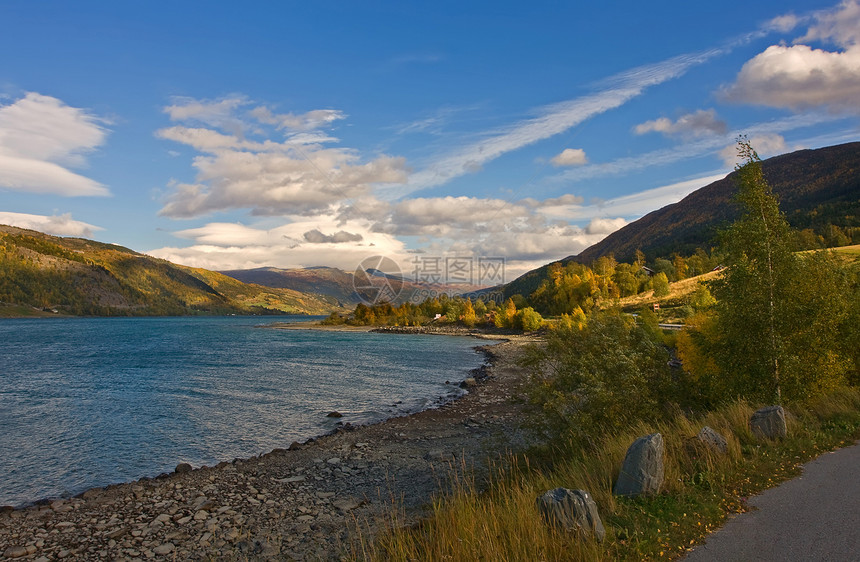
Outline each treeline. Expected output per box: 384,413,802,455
323,295,545,331
330,253,720,330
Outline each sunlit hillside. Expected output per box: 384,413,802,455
0,225,345,317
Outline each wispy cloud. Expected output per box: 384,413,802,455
379,38,760,199
536,173,728,224
0,93,110,196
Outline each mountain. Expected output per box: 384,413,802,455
221,266,491,306
220,266,360,305
575,142,860,264
0,225,344,317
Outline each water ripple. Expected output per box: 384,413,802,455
0,317,488,507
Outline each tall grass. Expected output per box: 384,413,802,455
351,388,860,561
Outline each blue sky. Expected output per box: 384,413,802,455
1,1,859,279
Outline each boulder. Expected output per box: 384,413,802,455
536,488,605,541
4,546,36,558
751,405,787,440
326,411,343,418
614,433,665,497
333,496,362,512
174,462,192,474
153,543,175,555
459,377,478,389
697,426,728,454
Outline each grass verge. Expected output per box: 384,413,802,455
350,387,860,561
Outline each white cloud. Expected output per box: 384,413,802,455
634,109,727,137
724,44,860,110
148,216,410,272
551,148,588,167
157,97,408,218
0,211,103,237
723,1,860,111
586,217,628,235
381,196,534,236
522,193,585,208
0,93,109,196
337,193,628,272
799,0,860,46
719,134,789,166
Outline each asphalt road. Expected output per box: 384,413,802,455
685,440,860,561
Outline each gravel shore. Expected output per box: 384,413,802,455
1,333,538,561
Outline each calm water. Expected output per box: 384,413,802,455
0,316,489,507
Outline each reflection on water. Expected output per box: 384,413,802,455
0,317,488,507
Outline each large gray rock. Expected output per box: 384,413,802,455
697,426,728,454
751,405,787,440
536,488,605,541
614,433,665,497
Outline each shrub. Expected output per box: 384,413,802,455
522,310,670,440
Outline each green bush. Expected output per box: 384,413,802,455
521,310,670,440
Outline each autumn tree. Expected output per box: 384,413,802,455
461,298,477,327
651,272,670,297
705,139,851,402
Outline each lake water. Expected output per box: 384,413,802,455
0,316,489,507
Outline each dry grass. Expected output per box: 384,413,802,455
612,270,720,312
351,388,860,561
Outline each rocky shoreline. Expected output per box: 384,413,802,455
0,335,539,561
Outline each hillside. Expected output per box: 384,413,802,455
221,266,492,306
0,225,344,317
577,142,860,263
220,266,360,305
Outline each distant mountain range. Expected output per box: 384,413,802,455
220,266,490,306
0,226,344,316
220,266,360,305
502,141,860,298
